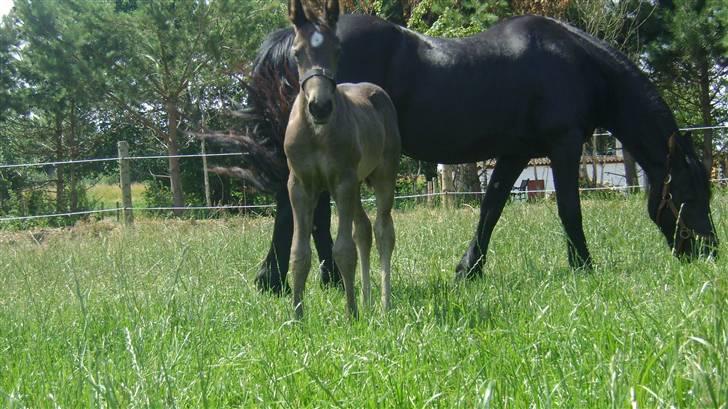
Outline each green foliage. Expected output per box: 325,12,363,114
407,0,507,37
645,0,727,156
142,179,173,210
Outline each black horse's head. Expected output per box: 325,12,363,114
289,0,341,125
650,131,718,259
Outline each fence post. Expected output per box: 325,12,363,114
427,180,433,206
441,165,454,208
118,141,134,226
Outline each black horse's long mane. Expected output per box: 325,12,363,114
545,17,676,137
206,27,296,193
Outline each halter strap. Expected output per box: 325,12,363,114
655,131,698,253
299,67,336,89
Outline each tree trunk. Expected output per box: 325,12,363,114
579,145,590,186
166,100,185,216
68,102,79,212
54,112,65,213
623,149,639,192
457,163,482,201
697,56,713,174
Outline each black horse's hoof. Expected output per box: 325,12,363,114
455,258,484,281
568,256,593,272
255,265,290,295
320,265,344,290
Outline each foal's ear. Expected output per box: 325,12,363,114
289,0,306,27
324,0,340,28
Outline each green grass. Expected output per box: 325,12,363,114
0,194,726,407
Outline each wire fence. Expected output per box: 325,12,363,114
0,152,246,170
0,125,726,224
1,179,727,224
0,125,724,171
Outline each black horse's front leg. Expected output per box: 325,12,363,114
312,191,342,288
256,190,340,294
549,136,592,269
256,188,293,294
456,156,530,280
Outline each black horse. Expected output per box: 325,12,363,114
226,13,718,294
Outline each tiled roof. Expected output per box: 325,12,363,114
483,155,624,168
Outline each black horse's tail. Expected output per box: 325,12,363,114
205,27,298,194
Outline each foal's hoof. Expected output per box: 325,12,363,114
255,266,291,295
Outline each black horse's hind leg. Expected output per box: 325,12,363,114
549,139,593,269
312,191,342,288
256,188,293,294
256,190,340,294
456,155,530,280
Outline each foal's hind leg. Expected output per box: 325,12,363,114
370,171,396,312
353,199,373,308
549,137,593,269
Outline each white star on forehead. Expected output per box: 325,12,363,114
311,31,324,48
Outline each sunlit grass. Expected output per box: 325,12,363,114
88,183,147,209
0,193,725,407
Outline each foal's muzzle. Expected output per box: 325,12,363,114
308,99,333,123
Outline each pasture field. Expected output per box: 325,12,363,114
0,193,726,408
88,183,147,209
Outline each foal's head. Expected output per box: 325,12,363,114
289,0,341,125
651,132,718,259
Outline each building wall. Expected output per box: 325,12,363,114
481,161,647,193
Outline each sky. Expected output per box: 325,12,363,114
0,0,13,17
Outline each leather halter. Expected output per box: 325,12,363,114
655,133,698,254
299,67,336,90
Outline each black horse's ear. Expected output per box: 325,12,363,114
324,0,340,28
289,0,306,27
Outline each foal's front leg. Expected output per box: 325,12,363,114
288,174,317,319
331,175,360,318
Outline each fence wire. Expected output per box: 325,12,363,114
2,179,726,223
0,152,246,170
0,126,724,170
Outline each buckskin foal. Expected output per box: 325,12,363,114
285,0,401,319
